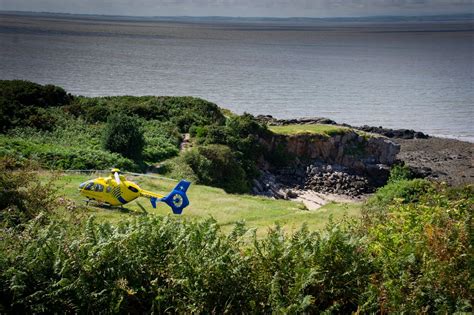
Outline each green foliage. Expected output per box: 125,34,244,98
0,215,374,313
141,120,180,162
365,178,432,215
103,114,145,162
361,184,473,313
0,157,57,227
0,80,71,108
251,223,373,313
388,164,412,183
0,136,137,171
269,124,350,136
183,144,249,193
66,95,225,132
195,113,270,186
0,80,72,132
156,156,199,183
0,168,471,313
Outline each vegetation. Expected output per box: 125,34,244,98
53,171,359,235
0,80,72,132
0,80,471,313
0,165,471,313
182,144,249,193
0,158,57,227
0,80,270,192
269,124,350,136
102,113,145,162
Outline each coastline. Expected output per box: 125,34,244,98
395,137,474,187
258,115,474,188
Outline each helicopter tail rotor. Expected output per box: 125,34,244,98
150,180,191,214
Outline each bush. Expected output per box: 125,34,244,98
194,113,270,183
0,216,374,313
361,184,472,312
0,136,138,171
142,120,181,163
0,183,471,313
0,157,57,227
103,114,145,161
183,144,249,193
0,80,72,132
388,164,412,183
0,80,71,108
66,96,225,131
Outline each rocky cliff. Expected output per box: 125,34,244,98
254,130,400,199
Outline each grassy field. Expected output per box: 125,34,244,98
53,172,362,236
269,124,350,136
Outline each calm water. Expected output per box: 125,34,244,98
1,14,473,141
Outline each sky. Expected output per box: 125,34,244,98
0,0,472,18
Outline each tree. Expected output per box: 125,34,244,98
103,113,145,161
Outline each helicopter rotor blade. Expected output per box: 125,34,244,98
62,169,180,183
120,171,178,182
114,172,121,185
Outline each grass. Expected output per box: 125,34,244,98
52,171,362,236
269,124,350,136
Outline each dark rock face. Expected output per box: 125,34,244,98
253,131,400,199
253,163,379,199
261,131,399,177
355,125,429,139
304,164,373,196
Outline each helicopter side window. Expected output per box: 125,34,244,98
84,182,94,190
128,186,139,193
95,184,104,192
106,186,112,193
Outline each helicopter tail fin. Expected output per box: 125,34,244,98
149,180,191,214
161,180,191,214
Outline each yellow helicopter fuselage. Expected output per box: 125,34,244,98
79,175,163,206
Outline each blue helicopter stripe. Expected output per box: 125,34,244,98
117,196,127,204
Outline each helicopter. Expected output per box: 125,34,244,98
78,168,190,214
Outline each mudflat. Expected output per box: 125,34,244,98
395,137,474,186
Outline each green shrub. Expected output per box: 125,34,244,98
361,184,472,313
157,156,198,183
0,136,138,171
0,80,72,132
0,157,57,227
183,144,249,193
0,184,471,313
251,223,373,313
0,80,71,108
364,179,432,216
142,120,181,163
66,95,225,131
103,114,145,161
194,114,270,183
388,164,412,183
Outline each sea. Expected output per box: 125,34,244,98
1,13,473,141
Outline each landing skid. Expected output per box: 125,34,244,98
84,199,133,214
84,199,113,209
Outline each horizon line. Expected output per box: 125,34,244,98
1,9,472,21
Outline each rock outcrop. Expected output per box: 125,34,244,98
354,125,429,139
253,129,400,201
256,115,430,139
